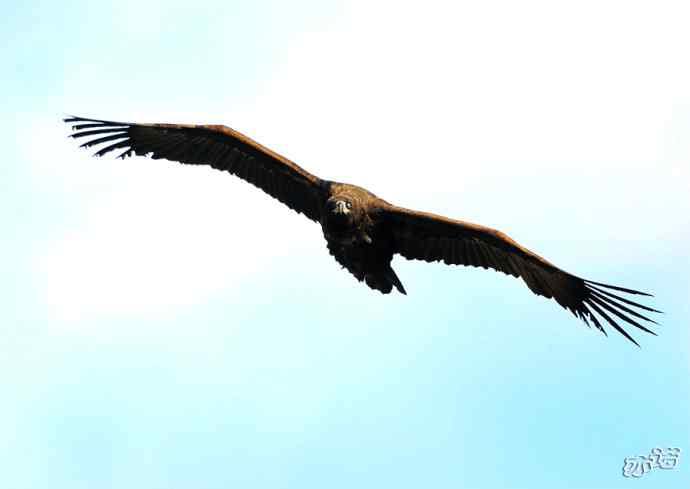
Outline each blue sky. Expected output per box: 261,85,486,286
2,1,689,488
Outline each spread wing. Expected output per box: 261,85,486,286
64,116,325,222
381,205,660,346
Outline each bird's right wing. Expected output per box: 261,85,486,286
379,204,660,346
65,116,326,222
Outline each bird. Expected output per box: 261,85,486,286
64,115,661,346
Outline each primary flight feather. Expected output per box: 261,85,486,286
64,115,661,346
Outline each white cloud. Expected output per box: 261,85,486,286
32,172,319,323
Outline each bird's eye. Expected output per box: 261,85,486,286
346,202,352,209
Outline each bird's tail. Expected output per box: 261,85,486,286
365,266,407,295
386,266,407,295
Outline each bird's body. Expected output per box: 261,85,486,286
64,115,661,345
321,182,406,294
320,182,405,295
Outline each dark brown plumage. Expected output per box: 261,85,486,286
64,115,661,346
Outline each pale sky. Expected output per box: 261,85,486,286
3,1,689,488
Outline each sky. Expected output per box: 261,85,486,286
2,0,689,488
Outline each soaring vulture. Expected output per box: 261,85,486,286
64,115,660,346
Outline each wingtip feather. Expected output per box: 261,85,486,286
584,279,654,297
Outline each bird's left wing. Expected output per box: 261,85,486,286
379,204,660,346
64,116,325,222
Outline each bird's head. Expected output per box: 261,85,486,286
325,197,357,234
327,198,353,216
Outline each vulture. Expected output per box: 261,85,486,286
64,115,661,346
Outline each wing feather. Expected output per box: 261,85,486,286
381,204,660,345
64,115,325,221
